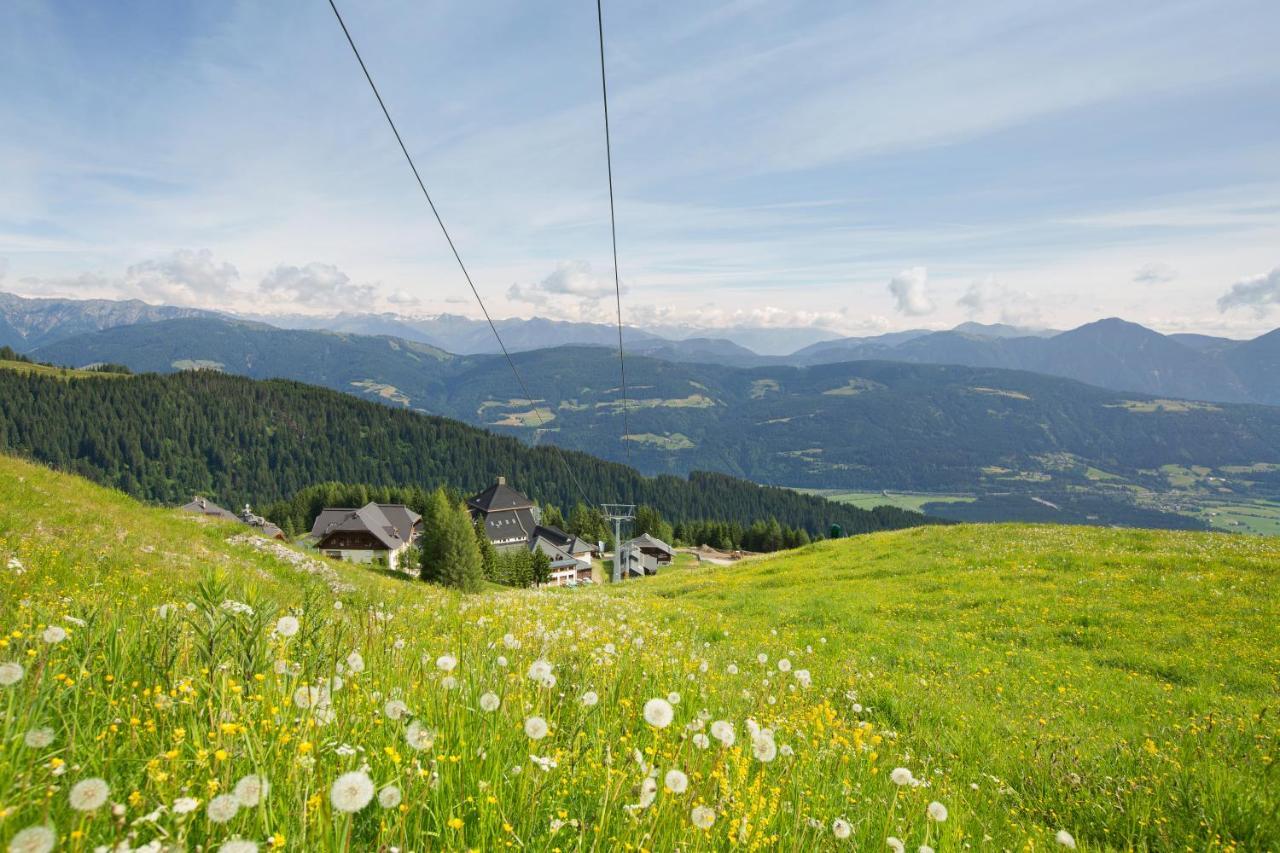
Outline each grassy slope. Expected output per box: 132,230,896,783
0,454,1276,851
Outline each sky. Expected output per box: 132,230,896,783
2,0,1279,338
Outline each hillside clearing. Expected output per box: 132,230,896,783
0,455,1276,850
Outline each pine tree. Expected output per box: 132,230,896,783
438,499,484,593
419,488,451,583
475,516,497,581
530,548,552,587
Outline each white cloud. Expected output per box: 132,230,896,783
1132,262,1177,284
506,261,625,316
625,302,856,332
887,267,934,316
257,262,375,311
1217,267,1280,317
956,276,1041,325
122,249,241,306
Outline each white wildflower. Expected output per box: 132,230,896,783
345,651,365,674
890,767,914,786
172,797,199,814
710,720,736,747
581,690,599,707
436,654,458,672
693,733,710,749
927,801,948,822
384,699,409,720
378,785,402,808
664,768,689,794
479,692,501,712
41,626,67,644
832,818,851,839
274,616,299,637
777,658,791,672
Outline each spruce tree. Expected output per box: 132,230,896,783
438,499,484,592
530,548,552,587
474,517,497,581
419,488,451,583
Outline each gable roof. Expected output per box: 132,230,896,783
467,477,534,514
179,496,239,522
480,507,537,544
530,534,587,570
313,502,405,550
623,532,675,555
533,524,595,556
377,503,422,543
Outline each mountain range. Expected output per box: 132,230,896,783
7,292,1279,405
29,316,1280,508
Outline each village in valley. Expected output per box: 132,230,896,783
180,475,683,588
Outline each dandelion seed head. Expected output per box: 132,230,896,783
479,691,500,712
691,805,715,829
926,801,948,822
832,818,852,839
206,794,240,823
233,774,269,807
384,699,409,720
23,727,54,749
580,690,599,707
0,662,24,686
524,716,549,740
329,770,375,813
436,654,458,672
274,616,299,637
172,797,199,814
6,825,56,853
68,777,109,812
643,698,674,728
1055,830,1077,849
378,785,403,809
664,768,689,793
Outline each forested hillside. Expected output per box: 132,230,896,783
0,366,928,536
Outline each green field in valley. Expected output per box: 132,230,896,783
800,489,976,513
1,454,1277,851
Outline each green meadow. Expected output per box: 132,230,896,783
1,454,1276,851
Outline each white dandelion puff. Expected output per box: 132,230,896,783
6,825,56,853
274,616,299,637
643,698,674,728
23,728,54,749
219,841,258,853
886,837,905,853
206,794,240,823
436,654,458,672
330,771,375,813
890,767,914,786
172,797,199,814
524,716,549,740
41,626,67,644
664,768,689,794
233,774,269,807
693,733,710,749
1055,830,1077,849
0,662,24,686
406,720,435,751
68,777,109,812
581,691,599,707
691,805,716,830
752,732,778,763
926,801,948,822
384,699,409,720
378,785,402,809
710,720,736,747
777,658,791,672
345,651,365,674
832,818,851,839
479,691,501,712
667,691,681,705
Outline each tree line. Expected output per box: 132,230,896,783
0,368,937,536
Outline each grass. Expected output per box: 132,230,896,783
1,454,1277,851
804,489,975,513
0,360,125,380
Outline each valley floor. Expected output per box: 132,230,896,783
1,454,1276,850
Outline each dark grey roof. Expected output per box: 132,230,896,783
482,507,537,544
534,524,595,555
530,535,584,570
314,502,405,550
179,496,239,522
467,478,534,514
377,504,422,543
622,532,675,555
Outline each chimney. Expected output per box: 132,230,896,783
497,476,506,485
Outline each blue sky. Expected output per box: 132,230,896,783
2,0,1279,336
